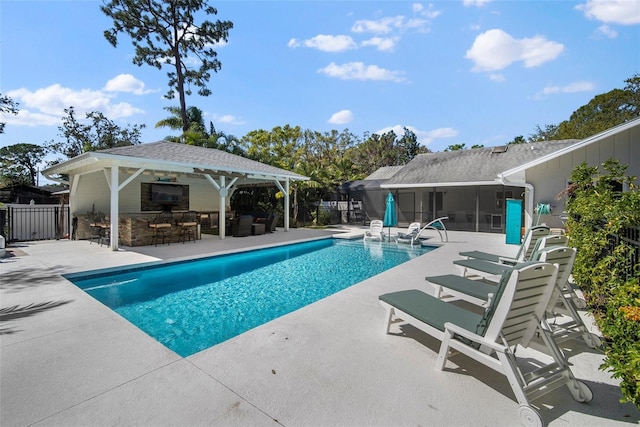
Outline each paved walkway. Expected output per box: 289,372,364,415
1,227,638,426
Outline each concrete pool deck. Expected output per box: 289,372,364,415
1,227,638,426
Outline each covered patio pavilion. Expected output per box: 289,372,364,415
42,141,309,251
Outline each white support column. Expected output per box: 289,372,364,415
219,176,227,239
274,179,290,231
110,163,119,251
70,174,80,215
204,174,238,239
522,183,535,229
284,178,290,231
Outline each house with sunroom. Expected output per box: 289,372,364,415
355,118,639,233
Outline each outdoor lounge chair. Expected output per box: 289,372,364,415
380,262,592,427
397,217,449,246
395,222,420,245
397,222,420,239
459,225,551,264
364,219,384,241
428,246,601,349
455,234,588,309
265,213,279,233
456,234,569,278
231,215,253,237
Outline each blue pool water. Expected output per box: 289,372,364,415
67,238,434,356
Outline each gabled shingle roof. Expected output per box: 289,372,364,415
98,141,307,179
43,141,308,181
383,140,578,186
365,166,404,180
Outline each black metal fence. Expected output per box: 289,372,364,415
1,206,71,243
605,225,640,282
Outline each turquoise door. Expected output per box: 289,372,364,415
505,199,523,245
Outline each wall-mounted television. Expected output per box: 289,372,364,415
150,183,184,203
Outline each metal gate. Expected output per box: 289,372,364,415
2,205,71,243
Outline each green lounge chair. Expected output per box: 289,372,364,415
459,225,551,263
456,233,586,309
380,262,592,427
455,234,569,278
428,246,601,349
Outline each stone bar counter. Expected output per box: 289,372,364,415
75,212,219,246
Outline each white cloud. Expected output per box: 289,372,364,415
541,81,595,95
463,0,492,6
596,24,618,38
6,83,144,127
288,35,357,52
211,114,244,125
103,74,157,95
415,4,442,19
318,62,407,82
375,125,458,146
489,73,506,82
352,16,405,34
351,10,438,35
465,29,564,72
361,36,398,52
1,109,60,127
220,115,243,125
328,109,354,125
425,127,459,141
576,0,640,25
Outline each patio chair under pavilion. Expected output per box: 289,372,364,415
42,141,309,251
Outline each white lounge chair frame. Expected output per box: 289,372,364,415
459,225,551,263
380,262,592,427
432,246,600,349
457,235,570,278
363,219,384,241
396,222,420,239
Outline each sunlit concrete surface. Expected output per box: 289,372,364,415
1,227,638,426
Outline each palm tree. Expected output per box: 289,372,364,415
155,106,207,141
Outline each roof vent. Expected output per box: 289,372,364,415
491,145,508,154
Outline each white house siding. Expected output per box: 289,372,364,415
526,128,639,229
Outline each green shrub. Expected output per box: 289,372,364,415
564,159,640,407
310,207,331,226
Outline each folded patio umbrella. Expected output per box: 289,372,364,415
383,192,397,240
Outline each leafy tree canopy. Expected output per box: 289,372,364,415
154,105,243,153
508,135,527,145
444,143,466,151
102,0,233,133
530,74,640,141
0,143,48,186
0,93,19,134
48,106,145,159
350,128,427,177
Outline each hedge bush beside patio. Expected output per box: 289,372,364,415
563,159,640,407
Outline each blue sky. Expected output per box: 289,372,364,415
1,0,639,159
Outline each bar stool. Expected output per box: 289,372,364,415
89,211,109,246
177,211,198,243
149,213,173,246
99,217,110,247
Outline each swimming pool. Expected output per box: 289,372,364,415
66,238,434,356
